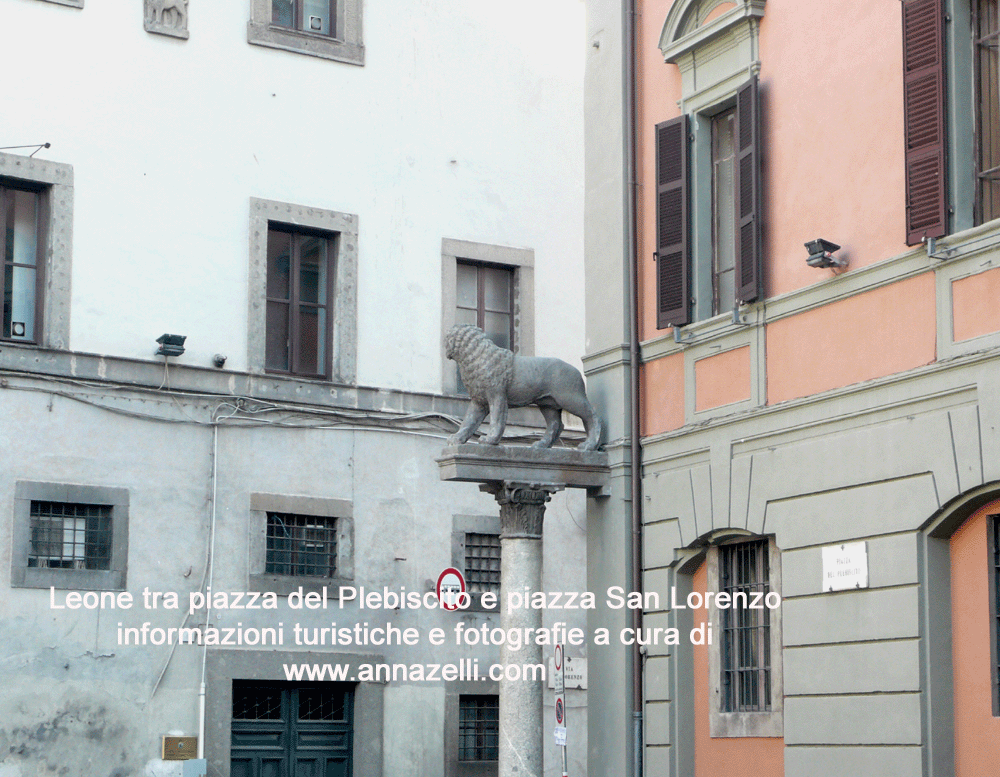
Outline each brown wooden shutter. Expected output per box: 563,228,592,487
902,0,947,245
735,76,761,304
655,115,690,329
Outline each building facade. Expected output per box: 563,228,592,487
585,0,1000,774
0,1,589,775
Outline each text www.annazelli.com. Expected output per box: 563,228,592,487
282,659,545,683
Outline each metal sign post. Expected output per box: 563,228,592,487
553,643,568,776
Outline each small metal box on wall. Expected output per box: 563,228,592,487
162,736,198,760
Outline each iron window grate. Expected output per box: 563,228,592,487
232,682,284,721
465,532,501,594
719,539,771,713
28,501,111,570
265,513,337,578
458,695,499,761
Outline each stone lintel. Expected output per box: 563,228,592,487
436,444,610,494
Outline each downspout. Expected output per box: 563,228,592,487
623,0,643,775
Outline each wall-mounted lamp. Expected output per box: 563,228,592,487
155,333,186,357
805,238,847,269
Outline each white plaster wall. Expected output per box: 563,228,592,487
0,0,586,390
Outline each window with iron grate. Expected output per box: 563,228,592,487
28,501,112,571
458,695,499,762
718,539,771,712
464,533,501,595
265,513,337,578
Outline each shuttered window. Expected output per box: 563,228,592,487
902,0,948,244
735,77,762,305
655,115,690,329
654,75,761,329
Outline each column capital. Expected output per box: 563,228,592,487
479,481,564,538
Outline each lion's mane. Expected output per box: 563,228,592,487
445,324,515,399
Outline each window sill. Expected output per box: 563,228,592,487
249,573,352,598
247,21,364,65
13,567,125,591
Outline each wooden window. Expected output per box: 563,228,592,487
271,0,336,36
0,183,45,343
458,695,499,762
265,513,337,578
902,0,948,243
231,681,353,777
456,261,514,350
265,226,335,379
719,539,772,713
654,74,761,329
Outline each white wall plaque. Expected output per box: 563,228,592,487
821,541,869,591
547,656,588,690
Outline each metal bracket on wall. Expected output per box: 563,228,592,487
925,237,953,261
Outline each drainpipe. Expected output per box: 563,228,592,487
623,0,643,774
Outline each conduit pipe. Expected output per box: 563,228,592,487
623,0,643,774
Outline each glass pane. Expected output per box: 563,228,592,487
265,301,290,371
712,109,737,314
456,263,478,308
483,267,511,312
455,307,478,328
272,0,293,27
482,311,511,350
302,0,331,34
299,236,327,305
267,230,291,300
298,305,325,375
5,265,35,340
11,190,38,267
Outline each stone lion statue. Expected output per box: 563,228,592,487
445,324,602,451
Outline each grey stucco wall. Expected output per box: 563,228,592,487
0,362,589,777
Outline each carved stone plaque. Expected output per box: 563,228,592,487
145,0,189,39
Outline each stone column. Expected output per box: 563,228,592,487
481,482,562,777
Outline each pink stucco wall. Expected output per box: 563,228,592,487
952,267,1000,342
765,274,936,404
695,346,750,411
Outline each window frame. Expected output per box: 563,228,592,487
248,197,357,384
655,0,764,330
444,680,501,777
10,481,129,591
456,260,515,352
441,238,534,395
264,226,337,379
0,182,47,345
457,694,499,763
249,493,354,597
705,536,783,737
0,152,73,350
248,0,364,66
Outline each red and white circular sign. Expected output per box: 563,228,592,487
436,567,467,610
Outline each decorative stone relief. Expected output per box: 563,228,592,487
145,0,189,40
